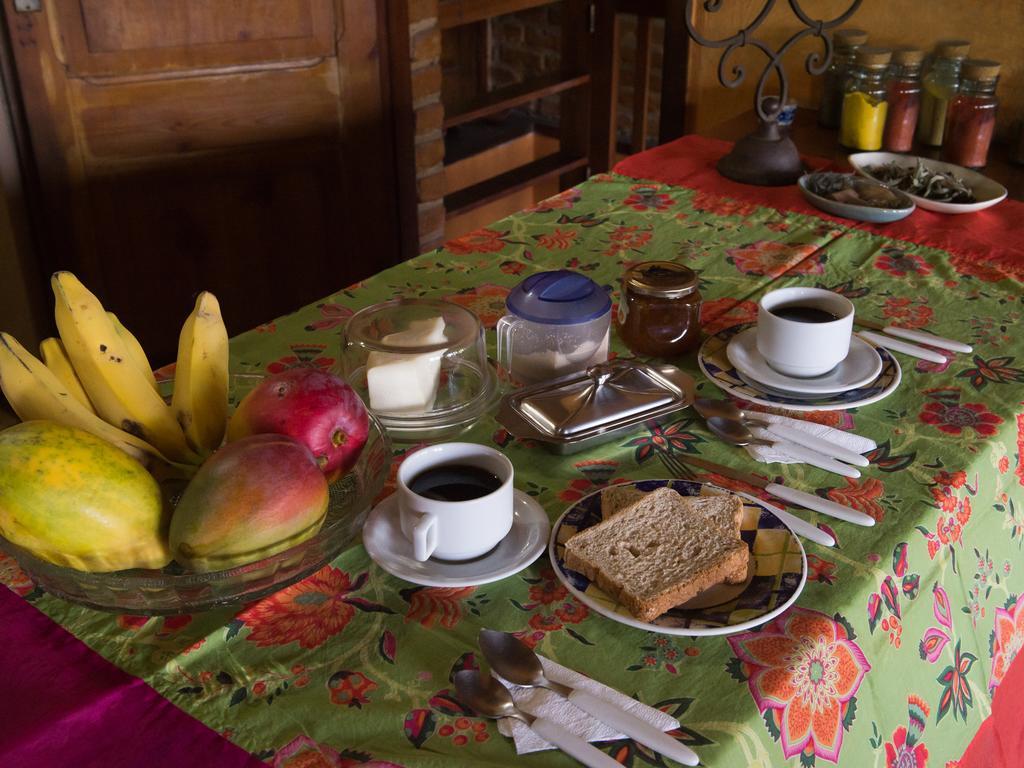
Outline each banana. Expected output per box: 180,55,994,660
39,337,95,413
0,332,183,472
172,291,229,455
51,271,200,465
107,312,157,390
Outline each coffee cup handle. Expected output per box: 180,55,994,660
412,513,438,561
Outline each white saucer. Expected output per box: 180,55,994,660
726,327,882,395
362,490,550,587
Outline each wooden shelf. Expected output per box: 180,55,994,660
444,71,590,130
439,0,560,30
444,150,588,216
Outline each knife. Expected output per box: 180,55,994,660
680,455,875,527
857,318,973,354
856,330,948,364
724,488,836,547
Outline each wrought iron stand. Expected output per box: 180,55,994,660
683,0,863,185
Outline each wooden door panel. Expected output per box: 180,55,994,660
55,0,336,76
6,0,401,364
74,63,341,159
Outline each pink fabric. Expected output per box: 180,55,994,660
613,135,1024,264
0,587,263,768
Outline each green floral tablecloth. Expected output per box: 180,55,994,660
4,167,1024,768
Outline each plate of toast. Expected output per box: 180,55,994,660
550,480,807,636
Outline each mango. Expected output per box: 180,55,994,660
169,434,329,572
0,421,170,572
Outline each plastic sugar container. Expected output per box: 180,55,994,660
497,270,612,385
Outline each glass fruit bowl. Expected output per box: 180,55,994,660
0,376,392,615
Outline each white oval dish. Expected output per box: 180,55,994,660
848,152,1007,214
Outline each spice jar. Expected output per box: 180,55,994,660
917,39,970,146
616,262,702,358
882,47,925,152
819,28,868,128
943,60,1000,168
840,47,892,151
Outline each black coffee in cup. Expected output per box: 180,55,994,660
409,464,502,502
769,303,840,324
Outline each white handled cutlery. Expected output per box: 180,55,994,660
681,455,876,527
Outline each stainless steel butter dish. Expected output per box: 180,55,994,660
496,361,695,454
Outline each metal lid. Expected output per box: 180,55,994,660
962,59,1001,80
834,28,868,48
496,361,694,451
855,47,892,68
935,39,971,59
623,261,699,298
505,270,612,326
891,47,925,65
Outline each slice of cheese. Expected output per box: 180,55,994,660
366,317,447,414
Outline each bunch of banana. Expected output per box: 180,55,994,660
0,271,231,470
172,292,229,457
0,333,176,470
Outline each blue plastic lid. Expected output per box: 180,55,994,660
505,270,612,325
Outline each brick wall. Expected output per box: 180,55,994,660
490,7,666,150
409,0,446,251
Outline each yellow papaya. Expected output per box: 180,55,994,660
0,421,171,572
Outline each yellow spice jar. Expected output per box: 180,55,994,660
840,47,892,151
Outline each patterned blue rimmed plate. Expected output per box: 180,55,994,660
548,479,807,637
698,323,902,412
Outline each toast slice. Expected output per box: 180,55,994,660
601,485,745,541
566,487,749,622
597,487,748,585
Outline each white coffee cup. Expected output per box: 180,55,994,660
756,287,855,378
397,442,514,562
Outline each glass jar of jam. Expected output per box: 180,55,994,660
616,262,702,357
819,28,868,129
917,39,970,146
840,47,892,151
882,47,924,152
943,59,1000,168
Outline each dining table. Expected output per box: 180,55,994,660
3,134,1024,768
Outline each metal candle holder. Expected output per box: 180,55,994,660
683,0,863,186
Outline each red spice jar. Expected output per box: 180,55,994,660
882,47,925,152
943,59,1000,168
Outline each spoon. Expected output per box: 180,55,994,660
453,670,621,768
706,415,861,479
694,398,870,467
478,630,700,766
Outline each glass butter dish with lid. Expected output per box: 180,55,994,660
341,298,497,442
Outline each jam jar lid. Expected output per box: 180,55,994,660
505,270,612,325
623,261,699,299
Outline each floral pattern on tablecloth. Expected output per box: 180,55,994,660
4,172,1024,767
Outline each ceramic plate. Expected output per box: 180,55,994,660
363,490,549,587
549,479,807,637
798,173,915,223
699,324,901,411
726,327,883,395
849,152,1008,214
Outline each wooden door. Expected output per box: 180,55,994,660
4,0,404,364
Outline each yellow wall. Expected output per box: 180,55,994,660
688,0,1023,138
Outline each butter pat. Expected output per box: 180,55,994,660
366,317,447,413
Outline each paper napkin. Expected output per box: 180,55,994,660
745,412,876,465
493,655,681,754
